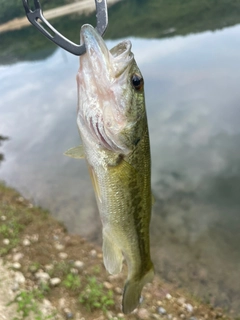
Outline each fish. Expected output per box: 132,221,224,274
65,24,154,314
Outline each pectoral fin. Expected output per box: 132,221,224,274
102,231,123,275
64,146,85,159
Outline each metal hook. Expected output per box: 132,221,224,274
22,0,108,56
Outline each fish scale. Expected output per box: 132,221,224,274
66,24,154,314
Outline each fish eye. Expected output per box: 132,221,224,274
131,74,144,91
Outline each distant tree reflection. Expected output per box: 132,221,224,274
0,135,8,164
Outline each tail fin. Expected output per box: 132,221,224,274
122,266,154,314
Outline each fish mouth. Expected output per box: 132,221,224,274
80,24,133,79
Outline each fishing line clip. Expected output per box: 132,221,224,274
22,0,108,56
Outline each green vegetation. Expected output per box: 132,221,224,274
2,0,240,64
0,210,24,255
79,276,114,312
63,273,81,290
8,289,55,320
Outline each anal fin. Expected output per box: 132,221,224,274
102,231,123,275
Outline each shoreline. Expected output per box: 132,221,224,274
0,182,237,320
0,0,120,34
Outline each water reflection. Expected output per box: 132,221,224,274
1,25,240,313
0,135,8,163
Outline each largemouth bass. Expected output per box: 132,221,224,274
66,24,154,314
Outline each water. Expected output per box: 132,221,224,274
1,2,240,315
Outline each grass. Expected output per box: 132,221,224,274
0,210,24,255
8,289,55,320
62,273,81,290
79,276,114,312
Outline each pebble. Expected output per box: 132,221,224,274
117,313,124,318
31,234,39,242
45,264,54,271
106,311,113,319
43,299,52,308
35,270,50,282
0,215,6,221
11,282,19,291
59,252,68,259
103,281,113,290
189,317,198,320
158,307,167,315
3,239,10,245
63,308,73,319
55,243,65,251
13,252,24,262
114,287,122,294
180,314,186,319
70,268,78,275
50,277,61,286
74,260,84,269
15,271,25,284
12,262,21,270
22,238,31,246
90,249,97,257
137,308,149,319
166,293,172,300
185,303,193,313
177,297,186,305
59,298,67,309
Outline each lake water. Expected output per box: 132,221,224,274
1,3,240,315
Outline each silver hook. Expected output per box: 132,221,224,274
22,0,108,56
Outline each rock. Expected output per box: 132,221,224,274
63,308,73,319
74,260,84,269
106,311,113,319
185,303,193,313
59,298,67,309
180,314,186,319
114,287,122,294
55,243,65,251
177,297,186,305
189,317,198,320
158,307,167,315
31,234,39,242
70,268,78,275
13,252,24,262
59,252,68,259
166,293,172,300
3,239,10,245
22,239,31,246
90,249,97,257
11,282,19,291
103,281,113,290
35,270,50,282
12,262,21,270
1,215,6,221
15,271,25,284
45,264,54,272
50,277,61,286
137,308,149,319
